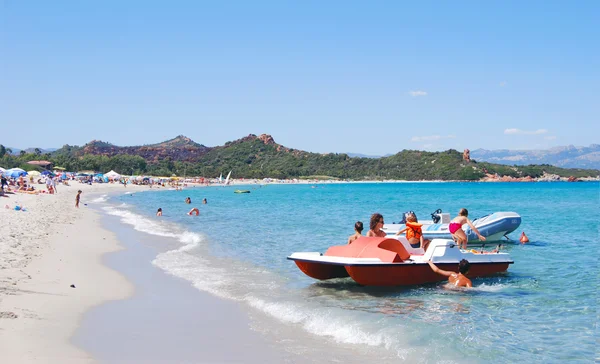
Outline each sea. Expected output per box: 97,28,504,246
95,182,598,363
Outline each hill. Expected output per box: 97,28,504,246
3,135,598,180
471,144,600,169
53,135,209,164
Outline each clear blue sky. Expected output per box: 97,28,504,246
1,1,598,155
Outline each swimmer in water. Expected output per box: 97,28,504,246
187,207,199,216
156,208,163,216
426,259,472,288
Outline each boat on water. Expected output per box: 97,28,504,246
383,210,521,243
234,190,250,194
288,237,513,286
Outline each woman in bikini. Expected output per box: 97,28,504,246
366,213,387,238
449,208,486,250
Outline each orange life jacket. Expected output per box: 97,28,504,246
405,221,423,240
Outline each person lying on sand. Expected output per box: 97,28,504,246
427,259,472,288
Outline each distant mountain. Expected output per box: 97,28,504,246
470,145,600,169
5,147,57,155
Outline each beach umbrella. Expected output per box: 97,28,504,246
41,170,55,176
6,168,27,178
28,170,41,176
104,170,121,179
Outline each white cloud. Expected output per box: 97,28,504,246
504,128,549,135
544,136,557,140
499,81,507,87
408,90,427,97
411,134,456,142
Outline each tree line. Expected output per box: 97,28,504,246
1,142,598,180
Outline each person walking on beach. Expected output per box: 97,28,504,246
75,190,82,208
366,213,387,237
427,259,472,288
347,221,364,244
449,208,486,250
1,175,7,191
51,177,57,194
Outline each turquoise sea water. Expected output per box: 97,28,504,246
100,182,598,363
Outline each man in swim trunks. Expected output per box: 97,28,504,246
449,208,486,250
427,259,472,288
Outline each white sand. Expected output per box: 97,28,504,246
0,183,143,363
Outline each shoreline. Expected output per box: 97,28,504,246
73,188,405,363
0,183,141,363
72,209,291,363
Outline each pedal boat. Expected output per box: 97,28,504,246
287,237,513,286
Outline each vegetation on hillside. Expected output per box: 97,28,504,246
1,135,598,181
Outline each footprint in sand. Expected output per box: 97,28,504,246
0,311,18,319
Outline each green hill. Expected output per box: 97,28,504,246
2,134,598,180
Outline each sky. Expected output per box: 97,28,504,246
1,1,598,155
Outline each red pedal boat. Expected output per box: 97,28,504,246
287,237,513,286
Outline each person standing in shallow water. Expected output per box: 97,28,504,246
449,208,486,250
366,213,387,237
427,259,472,288
75,190,82,208
347,221,363,244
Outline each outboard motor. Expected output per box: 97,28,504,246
431,209,442,224
398,211,415,224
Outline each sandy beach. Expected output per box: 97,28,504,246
0,182,295,363
0,183,139,363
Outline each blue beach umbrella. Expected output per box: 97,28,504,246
6,168,27,178
41,170,55,177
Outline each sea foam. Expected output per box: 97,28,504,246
90,194,108,203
